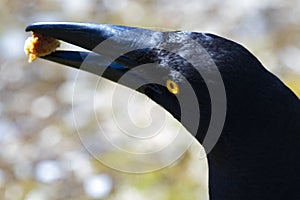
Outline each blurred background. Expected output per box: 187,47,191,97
0,0,299,199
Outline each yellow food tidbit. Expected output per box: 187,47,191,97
24,33,60,63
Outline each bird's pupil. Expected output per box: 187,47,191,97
169,83,174,89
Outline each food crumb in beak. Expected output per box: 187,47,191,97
24,33,60,63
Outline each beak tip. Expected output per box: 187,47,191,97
25,24,34,32
25,22,48,32
25,22,70,32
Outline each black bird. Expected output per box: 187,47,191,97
26,22,300,199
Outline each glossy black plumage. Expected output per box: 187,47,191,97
26,22,300,199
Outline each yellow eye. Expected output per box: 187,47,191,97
166,80,179,94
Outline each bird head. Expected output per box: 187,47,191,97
26,22,296,153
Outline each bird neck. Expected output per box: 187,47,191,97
202,71,300,199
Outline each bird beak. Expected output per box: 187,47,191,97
25,22,163,85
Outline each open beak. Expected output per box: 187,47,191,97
25,22,163,84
